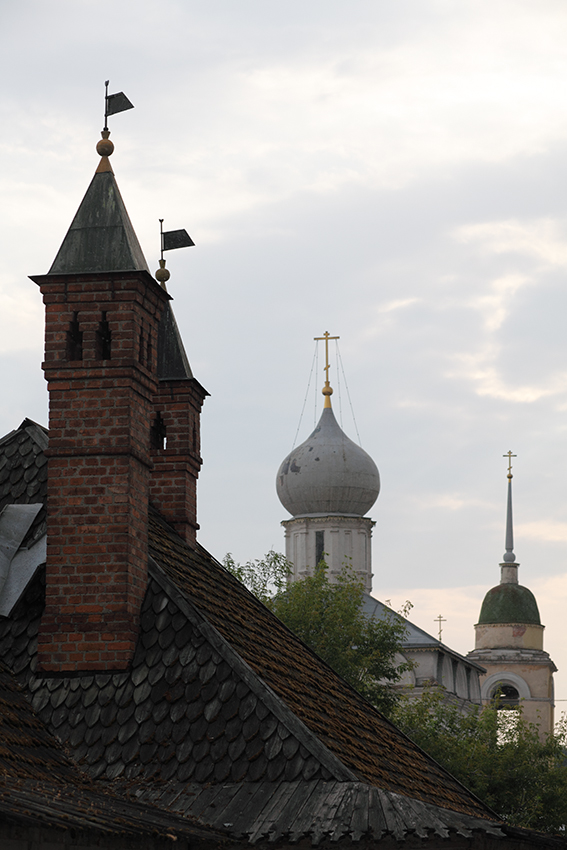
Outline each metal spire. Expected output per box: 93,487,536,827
501,451,519,583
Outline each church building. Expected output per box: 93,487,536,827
468,457,556,735
275,351,484,709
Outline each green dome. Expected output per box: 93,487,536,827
478,584,540,625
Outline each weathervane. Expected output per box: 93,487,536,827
103,80,134,132
314,331,340,408
154,219,195,289
95,80,134,164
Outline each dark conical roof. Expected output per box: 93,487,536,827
478,583,541,625
48,170,150,275
157,303,193,380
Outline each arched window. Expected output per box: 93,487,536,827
490,683,520,708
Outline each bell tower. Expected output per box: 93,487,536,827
468,454,556,734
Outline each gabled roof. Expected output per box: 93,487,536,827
48,170,150,275
0,421,522,846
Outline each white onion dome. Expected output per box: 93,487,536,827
276,407,380,517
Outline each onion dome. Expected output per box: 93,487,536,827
276,406,380,517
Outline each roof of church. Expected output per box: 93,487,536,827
276,406,380,517
48,169,150,275
478,583,541,626
362,594,486,670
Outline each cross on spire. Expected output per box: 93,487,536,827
503,450,517,480
434,614,446,642
314,331,339,408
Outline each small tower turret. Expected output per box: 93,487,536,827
468,454,556,733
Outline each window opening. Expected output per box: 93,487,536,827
315,530,325,567
66,312,83,361
150,412,167,450
95,311,111,360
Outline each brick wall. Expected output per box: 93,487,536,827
149,378,207,547
34,271,170,671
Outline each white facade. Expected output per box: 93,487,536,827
281,515,375,593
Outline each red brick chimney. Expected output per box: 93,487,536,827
149,304,208,546
32,147,171,671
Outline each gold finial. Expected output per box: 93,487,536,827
96,129,114,157
314,331,340,408
155,259,170,289
503,450,517,480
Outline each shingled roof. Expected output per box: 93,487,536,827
0,420,513,846
0,654,227,848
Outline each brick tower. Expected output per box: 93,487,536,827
32,132,206,671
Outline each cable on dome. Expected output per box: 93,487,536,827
291,342,318,450
313,343,319,428
336,342,362,446
334,339,343,428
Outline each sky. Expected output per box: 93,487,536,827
2,0,567,707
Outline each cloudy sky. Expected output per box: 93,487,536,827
2,0,567,707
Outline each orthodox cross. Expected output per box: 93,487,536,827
314,331,340,386
503,450,517,480
434,614,446,642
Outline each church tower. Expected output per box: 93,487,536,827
276,333,380,592
468,455,556,734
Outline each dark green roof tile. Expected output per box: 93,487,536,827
478,584,541,625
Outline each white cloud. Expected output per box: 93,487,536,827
456,219,567,268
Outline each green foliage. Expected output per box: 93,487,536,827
223,553,411,714
222,550,291,605
393,687,567,833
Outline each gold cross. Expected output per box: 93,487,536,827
434,614,446,642
503,450,517,480
314,331,340,385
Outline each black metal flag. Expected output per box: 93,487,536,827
104,80,134,130
162,229,195,251
106,91,134,117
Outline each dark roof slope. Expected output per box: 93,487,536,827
0,418,47,547
157,302,194,380
48,170,150,275
0,658,227,847
148,511,489,818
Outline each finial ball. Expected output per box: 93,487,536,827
322,384,333,396
155,259,170,286
96,130,114,157
155,267,170,284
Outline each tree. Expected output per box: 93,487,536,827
222,553,411,714
392,687,567,833
222,550,290,605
